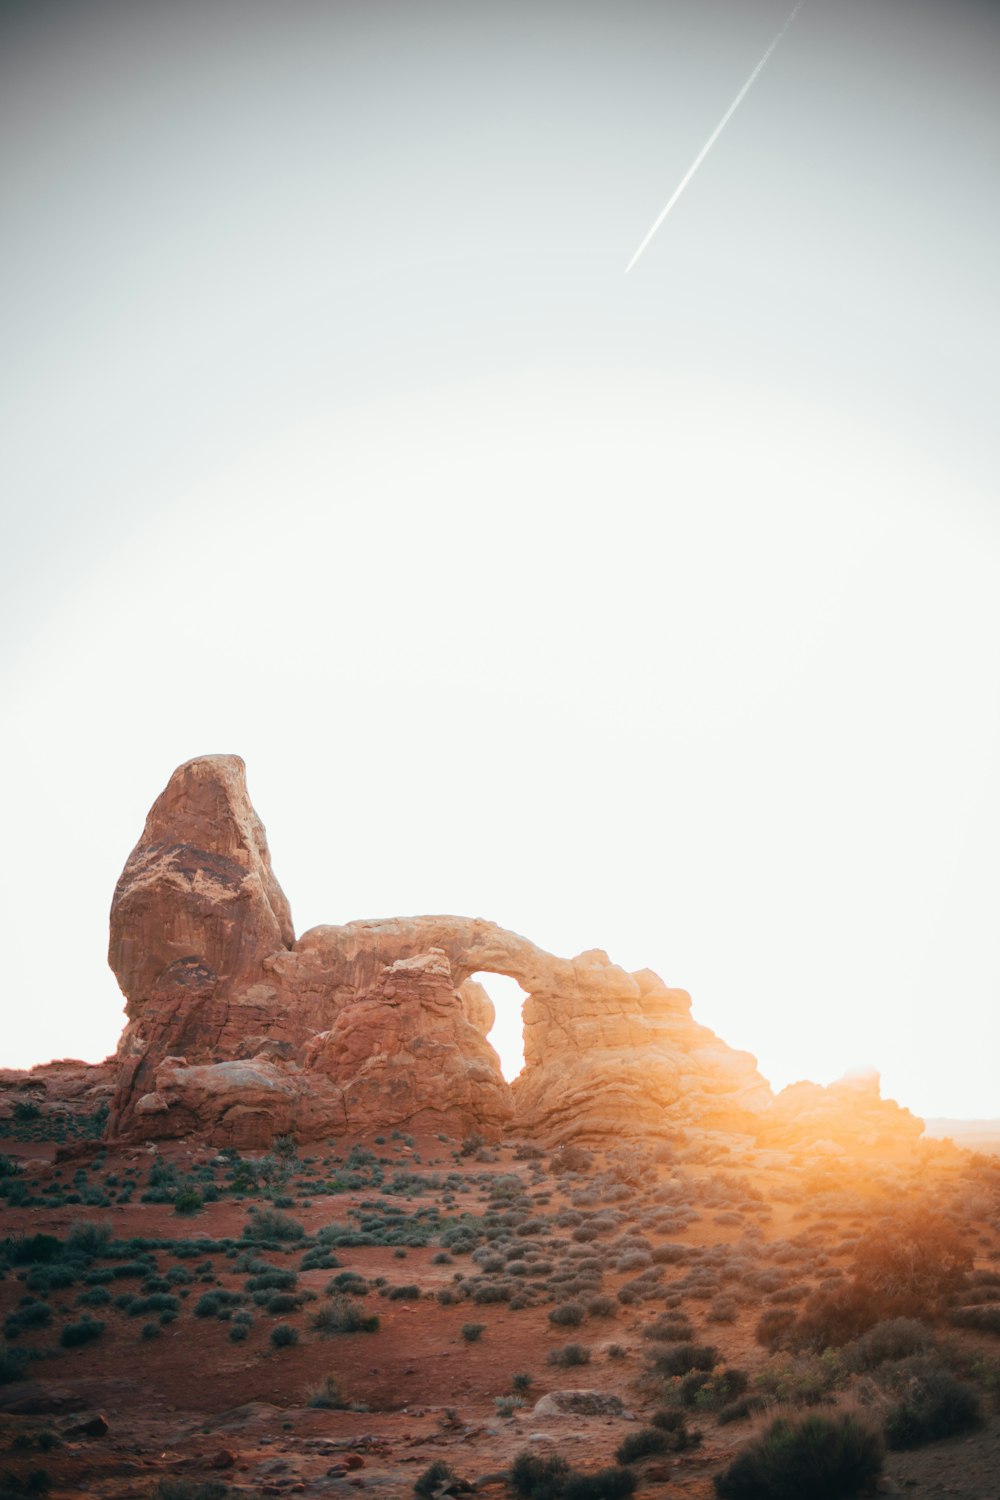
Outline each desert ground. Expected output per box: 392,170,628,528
2,1091,999,1500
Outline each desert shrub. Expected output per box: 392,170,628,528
300,1246,340,1271
511,1371,533,1391
842,1318,935,1373
59,1318,104,1347
326,1271,369,1296
713,1412,883,1500
0,1472,51,1499
387,1284,421,1301
242,1208,304,1242
173,1191,203,1215
307,1375,346,1409
586,1295,616,1317
651,1244,691,1265
76,1286,111,1307
717,1394,772,1425
547,1342,591,1368
127,1293,180,1318
414,1460,457,1496
461,1323,485,1342
153,1482,234,1500
950,1305,1000,1335
884,1366,982,1449
64,1222,111,1256
228,1321,248,1343
753,1353,842,1407
784,1285,876,1353
4,1303,51,1339
707,1295,739,1323
683,1367,749,1409
7,1234,62,1266
643,1314,694,1342
549,1301,585,1327
312,1297,379,1334
561,1468,634,1500
269,1322,298,1348
549,1147,594,1176
246,1269,297,1292
0,1344,29,1384
265,1292,299,1314
649,1408,700,1448
509,1452,571,1500
615,1428,668,1464
193,1290,242,1319
852,1209,971,1310
650,1342,718,1377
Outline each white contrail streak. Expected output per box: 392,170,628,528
624,0,806,274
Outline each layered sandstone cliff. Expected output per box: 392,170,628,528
107,755,922,1152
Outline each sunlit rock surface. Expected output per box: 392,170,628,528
107,755,923,1151
759,1068,924,1155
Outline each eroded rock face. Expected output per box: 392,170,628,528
306,952,512,1137
760,1069,924,1155
107,755,923,1152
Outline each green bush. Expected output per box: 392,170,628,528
713,1413,883,1500
307,1375,346,1409
65,1222,111,1256
4,1303,51,1339
649,1408,699,1449
59,1318,105,1348
242,1208,304,1242
414,1461,457,1497
461,1322,485,1342
269,1322,298,1348
193,1291,243,1319
312,1297,379,1334
615,1428,668,1464
246,1269,297,1292
549,1301,585,1327
950,1305,1000,1335
8,1235,62,1266
842,1319,935,1373
0,1344,29,1384
509,1451,570,1500
547,1343,590,1368
152,1482,235,1500
682,1367,748,1409
651,1342,718,1377
884,1366,982,1449
76,1286,111,1307
561,1468,634,1500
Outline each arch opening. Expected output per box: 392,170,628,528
469,971,528,1082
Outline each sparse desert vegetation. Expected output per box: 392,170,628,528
0,1111,999,1499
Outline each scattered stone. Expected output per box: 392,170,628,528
64,1413,109,1438
532,1391,626,1418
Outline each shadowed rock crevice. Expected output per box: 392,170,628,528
106,755,922,1152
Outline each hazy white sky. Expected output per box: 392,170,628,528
2,0,997,1118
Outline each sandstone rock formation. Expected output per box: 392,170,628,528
758,1068,924,1156
107,755,923,1152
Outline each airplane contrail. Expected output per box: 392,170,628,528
624,0,806,274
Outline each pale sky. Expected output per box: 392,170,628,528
2,0,998,1119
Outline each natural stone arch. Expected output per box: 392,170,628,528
107,753,779,1147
